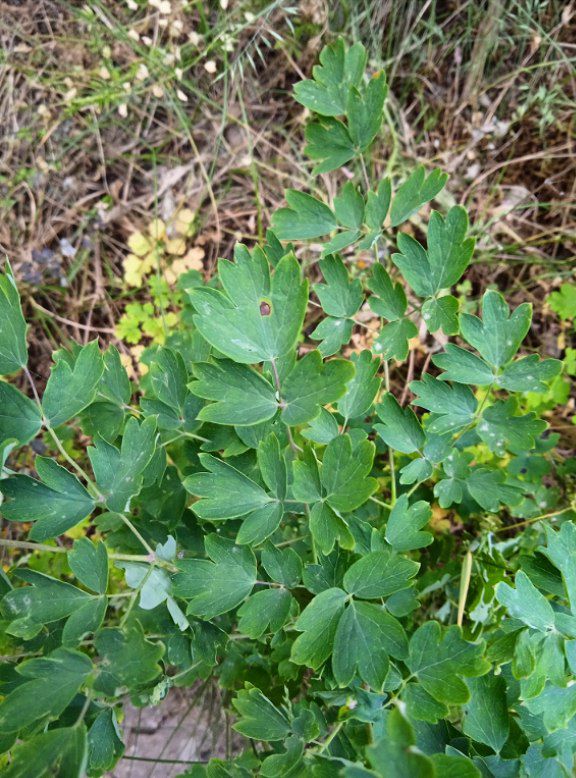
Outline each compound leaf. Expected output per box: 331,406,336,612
272,190,337,240
43,341,104,428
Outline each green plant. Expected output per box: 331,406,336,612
0,37,574,777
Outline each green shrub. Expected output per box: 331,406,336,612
0,38,574,777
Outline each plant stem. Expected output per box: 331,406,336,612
0,537,156,563
383,359,397,505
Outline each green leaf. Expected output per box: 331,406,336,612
309,501,354,555
432,344,495,385
261,542,302,588
375,393,424,454
406,622,488,704
343,549,419,599
282,351,355,425
301,407,339,444
498,355,562,393
422,294,459,335
172,535,256,619
478,399,546,455
310,315,353,357
465,468,522,512
87,709,124,777
236,503,283,546
541,523,576,614
3,726,87,778
185,453,272,520
314,255,363,318
43,341,104,427
99,345,131,405
68,538,108,594
237,588,292,639
88,415,158,513
293,37,366,116
2,569,92,626
333,601,407,690
321,434,377,512
391,233,433,298
191,248,307,364
0,265,28,375
385,494,433,551
410,374,477,433
334,182,365,229
460,290,532,367
272,190,337,240
94,622,163,695
0,458,95,540
347,71,387,150
0,648,92,734
365,178,392,231
548,282,576,321
232,685,291,741
431,755,481,778
390,166,448,227
337,350,380,420
291,587,347,669
367,264,407,320
462,674,510,752
367,709,434,777
320,230,362,258
425,207,474,291
192,360,277,426
304,117,355,174
148,346,188,411
373,318,417,361
62,596,106,646
0,381,42,444
496,571,555,632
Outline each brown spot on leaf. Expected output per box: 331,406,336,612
260,301,271,316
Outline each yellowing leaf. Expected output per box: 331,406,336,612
127,232,152,257
148,218,166,240
165,237,187,256
174,208,196,235
165,247,204,284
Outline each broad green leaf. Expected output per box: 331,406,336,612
337,350,380,420
321,434,377,512
257,432,287,499
422,294,459,334
237,588,292,638
68,538,108,594
185,453,272,520
43,341,104,427
304,117,355,174
99,345,131,405
0,648,92,734
462,674,510,752
191,248,307,364
320,229,361,257
291,587,347,669
261,542,302,588
282,351,355,425
343,549,419,599
410,374,477,433
301,407,339,444
0,265,28,375
498,355,563,393
465,468,522,512
173,535,256,619
3,725,87,778
334,182,365,229
80,401,124,443
333,601,407,690
192,360,277,426
404,683,448,724
478,399,546,455
148,347,188,411
406,622,489,704
390,166,448,227
0,381,42,444
0,458,94,540
391,233,433,298
232,686,291,741
524,684,576,733
310,315,353,357
460,290,532,367
541,523,576,614
261,736,304,778
1,569,92,627
293,37,366,116
272,190,337,240
373,318,417,361
62,596,106,646
375,393,424,454
94,622,164,695
496,571,555,632
426,207,474,290
433,344,495,385
385,494,433,552
347,71,387,150
548,282,576,321
431,755,481,778
368,264,407,320
314,255,363,318
236,503,283,546
87,709,124,777
367,709,434,777
88,415,158,513
292,446,323,503
365,178,392,231
309,501,354,555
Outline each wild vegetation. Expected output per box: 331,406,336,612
0,2,574,776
